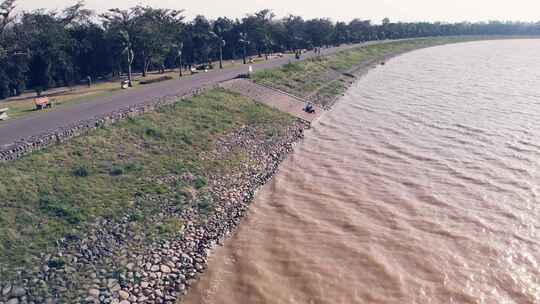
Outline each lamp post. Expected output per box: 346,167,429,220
219,38,226,69
176,42,184,77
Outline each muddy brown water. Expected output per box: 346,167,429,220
183,39,540,304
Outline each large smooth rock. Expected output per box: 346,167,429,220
160,265,171,274
118,290,130,300
88,288,100,298
109,284,121,292
1,284,11,296
10,287,25,298
83,296,98,304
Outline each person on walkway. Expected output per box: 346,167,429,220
304,102,315,113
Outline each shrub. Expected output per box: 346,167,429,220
72,165,89,177
174,129,193,145
144,127,163,139
129,211,144,222
193,176,207,189
124,162,144,173
47,258,66,269
283,62,305,73
109,166,124,176
197,196,213,215
157,218,184,235
139,76,173,85
39,195,84,225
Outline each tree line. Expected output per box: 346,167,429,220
1,0,539,99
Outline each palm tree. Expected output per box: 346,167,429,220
209,31,226,69
119,30,134,87
239,32,250,64
101,8,137,86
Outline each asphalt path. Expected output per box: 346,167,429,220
0,42,378,147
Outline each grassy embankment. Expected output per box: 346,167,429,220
0,57,274,120
251,36,490,107
0,88,295,279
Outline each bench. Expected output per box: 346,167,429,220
0,108,8,120
35,97,52,110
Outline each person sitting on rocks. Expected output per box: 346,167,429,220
304,102,315,113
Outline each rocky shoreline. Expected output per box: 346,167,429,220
0,114,309,304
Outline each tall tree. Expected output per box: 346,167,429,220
0,0,15,34
213,17,235,68
243,9,275,57
348,19,373,42
333,21,350,45
282,15,305,52
101,8,138,86
238,32,250,64
213,17,236,60
0,0,25,98
20,10,75,93
190,15,214,65
132,7,184,76
304,18,335,48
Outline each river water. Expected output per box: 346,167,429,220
183,39,540,304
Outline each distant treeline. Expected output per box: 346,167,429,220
1,0,539,99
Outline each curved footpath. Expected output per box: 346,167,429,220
0,42,376,148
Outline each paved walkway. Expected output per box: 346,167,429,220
0,42,379,147
220,79,323,123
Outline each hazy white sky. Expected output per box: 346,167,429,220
14,0,540,23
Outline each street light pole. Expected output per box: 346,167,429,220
177,42,184,77
219,39,225,69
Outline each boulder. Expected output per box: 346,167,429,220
160,265,171,274
118,290,130,300
10,287,25,298
1,284,12,296
88,288,100,298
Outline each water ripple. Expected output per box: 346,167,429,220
184,39,540,304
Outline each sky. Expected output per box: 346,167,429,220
14,0,540,23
